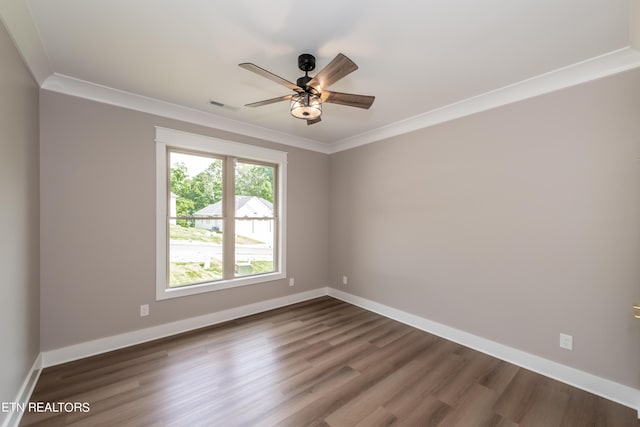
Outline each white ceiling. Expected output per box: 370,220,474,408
3,1,640,152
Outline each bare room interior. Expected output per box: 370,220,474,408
2,1,640,426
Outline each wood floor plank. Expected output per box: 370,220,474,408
244,365,361,427
352,406,397,427
492,368,542,422
368,324,412,348
433,352,499,407
478,360,520,395
382,341,464,418
436,383,498,427
274,361,400,427
325,354,435,425
20,297,640,427
519,381,569,427
348,329,438,372
392,395,450,427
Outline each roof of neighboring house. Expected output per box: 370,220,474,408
194,196,273,217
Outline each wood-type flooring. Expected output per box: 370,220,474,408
20,297,640,426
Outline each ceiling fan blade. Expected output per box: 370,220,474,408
245,95,293,108
322,91,375,109
307,53,358,91
306,117,321,125
239,63,304,92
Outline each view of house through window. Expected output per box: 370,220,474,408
234,160,276,277
168,150,276,287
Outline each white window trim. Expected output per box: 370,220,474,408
155,127,287,300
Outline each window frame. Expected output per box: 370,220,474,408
155,127,287,300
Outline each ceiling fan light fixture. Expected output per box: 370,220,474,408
240,53,373,123
290,93,322,120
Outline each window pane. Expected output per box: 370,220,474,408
168,150,224,287
234,161,275,217
169,151,223,223
234,219,275,277
234,161,276,277
169,222,224,287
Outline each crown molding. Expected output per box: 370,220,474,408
41,73,333,154
42,48,640,157
326,47,640,154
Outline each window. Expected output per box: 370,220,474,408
155,127,287,300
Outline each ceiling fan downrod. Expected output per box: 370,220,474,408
296,54,315,90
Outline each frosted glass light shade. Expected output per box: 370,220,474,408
290,93,322,119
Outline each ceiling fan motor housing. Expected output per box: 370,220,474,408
297,53,316,72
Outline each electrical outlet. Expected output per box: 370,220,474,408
289,278,294,287
559,333,573,350
140,304,149,317
343,275,348,285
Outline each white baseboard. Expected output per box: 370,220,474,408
327,287,640,416
41,287,328,368
27,286,640,418
1,353,43,427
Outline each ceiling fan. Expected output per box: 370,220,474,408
239,53,375,125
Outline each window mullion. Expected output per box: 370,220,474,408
222,156,236,279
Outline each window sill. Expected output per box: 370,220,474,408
156,272,286,301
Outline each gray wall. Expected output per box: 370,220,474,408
329,69,640,387
39,91,329,351
0,19,40,420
